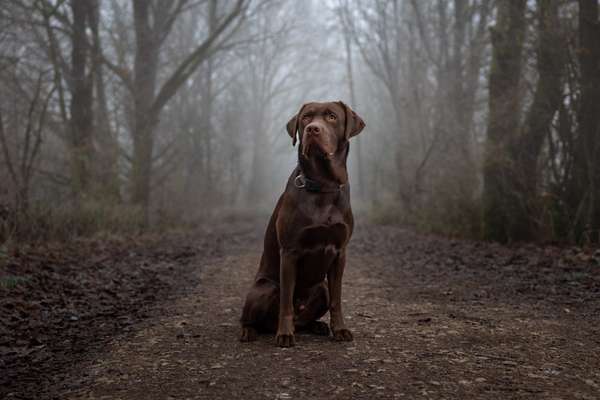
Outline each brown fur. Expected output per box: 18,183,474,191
240,101,365,347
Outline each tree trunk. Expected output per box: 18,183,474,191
451,0,473,164
89,0,121,202
131,0,159,215
247,116,267,203
70,0,95,201
511,0,565,241
482,0,526,242
200,0,217,207
342,24,365,200
462,0,492,142
126,0,245,219
569,0,600,242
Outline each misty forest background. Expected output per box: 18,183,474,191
1,0,599,245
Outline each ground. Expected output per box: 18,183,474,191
1,219,600,399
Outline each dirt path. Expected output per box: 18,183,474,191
50,223,599,400
13,223,600,399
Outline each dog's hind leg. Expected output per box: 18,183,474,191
295,282,330,336
240,278,279,342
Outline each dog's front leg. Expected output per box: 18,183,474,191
328,251,353,341
276,250,297,347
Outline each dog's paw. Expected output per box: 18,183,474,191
332,328,353,342
308,321,331,336
240,326,257,342
276,333,295,347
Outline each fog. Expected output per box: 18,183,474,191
1,0,600,244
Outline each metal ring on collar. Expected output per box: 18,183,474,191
294,175,305,189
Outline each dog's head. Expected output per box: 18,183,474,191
286,101,365,160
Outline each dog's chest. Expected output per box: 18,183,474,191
296,221,347,288
299,222,348,249
297,200,347,244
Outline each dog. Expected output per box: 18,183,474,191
240,101,365,347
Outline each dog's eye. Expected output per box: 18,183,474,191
327,113,337,121
302,115,311,122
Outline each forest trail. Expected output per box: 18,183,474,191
5,222,600,399
59,223,600,400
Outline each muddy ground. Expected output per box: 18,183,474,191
1,219,599,399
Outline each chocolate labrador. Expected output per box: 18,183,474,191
240,101,365,347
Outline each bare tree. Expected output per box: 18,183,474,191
566,0,600,242
482,0,527,242
339,12,366,200
68,0,97,200
510,0,566,241
0,69,54,212
340,0,491,232
101,0,247,219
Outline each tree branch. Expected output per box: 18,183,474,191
151,0,246,115
0,109,19,186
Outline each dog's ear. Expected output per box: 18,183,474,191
338,101,366,139
286,104,306,146
286,114,299,146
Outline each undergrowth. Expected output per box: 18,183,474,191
367,198,482,239
0,201,146,244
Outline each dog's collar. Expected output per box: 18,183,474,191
294,174,345,193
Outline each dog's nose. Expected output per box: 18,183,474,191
306,124,320,136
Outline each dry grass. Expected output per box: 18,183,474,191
0,201,146,244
